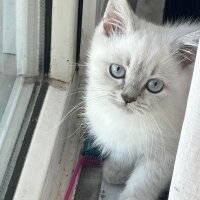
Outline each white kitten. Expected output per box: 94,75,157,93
85,0,200,199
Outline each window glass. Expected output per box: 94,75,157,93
0,0,16,121
0,0,44,196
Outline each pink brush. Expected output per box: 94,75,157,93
64,156,102,200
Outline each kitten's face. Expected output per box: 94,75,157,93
86,0,198,118
88,31,178,114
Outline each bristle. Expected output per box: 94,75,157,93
64,155,102,200
82,134,103,159
64,135,103,200
82,156,102,167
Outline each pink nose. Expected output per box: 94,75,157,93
121,94,137,104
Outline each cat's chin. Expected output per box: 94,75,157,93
112,100,134,113
121,106,134,114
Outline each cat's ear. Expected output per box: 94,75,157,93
173,30,200,67
103,0,136,37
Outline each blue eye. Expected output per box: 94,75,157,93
146,79,164,93
109,64,126,79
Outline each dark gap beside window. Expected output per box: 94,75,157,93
163,0,200,23
44,0,52,76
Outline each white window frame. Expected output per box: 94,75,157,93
16,0,40,76
0,78,34,187
168,41,200,200
50,0,79,83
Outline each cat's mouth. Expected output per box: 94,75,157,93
111,99,135,113
111,98,145,114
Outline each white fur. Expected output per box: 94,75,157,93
85,0,200,199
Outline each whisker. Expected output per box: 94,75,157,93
62,122,85,141
42,94,108,134
148,113,167,163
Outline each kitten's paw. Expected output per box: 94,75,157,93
103,159,129,185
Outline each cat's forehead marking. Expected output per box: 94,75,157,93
126,59,130,66
125,63,147,90
132,61,145,74
151,65,159,76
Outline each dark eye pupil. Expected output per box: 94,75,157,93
109,64,125,79
146,79,164,93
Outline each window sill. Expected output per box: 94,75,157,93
13,74,83,200
0,76,36,192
